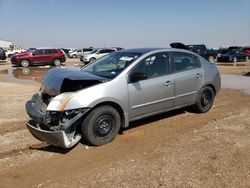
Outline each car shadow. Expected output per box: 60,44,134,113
122,108,187,133
243,72,250,77
29,142,78,154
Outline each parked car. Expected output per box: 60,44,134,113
68,48,94,58
5,49,26,58
227,46,242,52
26,48,221,148
0,47,6,60
243,47,250,55
60,48,71,56
217,48,228,57
217,50,248,62
170,43,218,61
80,48,116,63
11,48,66,67
111,47,124,51
186,44,218,61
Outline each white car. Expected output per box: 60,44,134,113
80,48,116,63
68,48,94,58
5,49,25,58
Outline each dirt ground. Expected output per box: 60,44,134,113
0,60,250,187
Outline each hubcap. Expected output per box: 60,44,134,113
95,114,114,137
21,60,29,67
201,90,212,108
54,59,60,66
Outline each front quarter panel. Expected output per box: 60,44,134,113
64,77,129,112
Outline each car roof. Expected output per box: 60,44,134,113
120,48,163,54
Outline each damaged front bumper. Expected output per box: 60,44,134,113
26,94,89,148
27,120,82,148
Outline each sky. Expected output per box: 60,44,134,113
0,0,249,49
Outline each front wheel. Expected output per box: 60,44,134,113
81,106,121,146
53,59,61,66
89,57,96,63
192,86,215,113
208,56,214,62
21,59,30,67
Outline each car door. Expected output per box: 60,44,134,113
171,52,203,106
128,52,175,120
32,49,46,64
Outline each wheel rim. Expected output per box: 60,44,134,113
54,59,60,66
21,60,29,67
209,56,214,62
94,114,114,138
233,57,237,63
90,58,95,62
201,89,212,108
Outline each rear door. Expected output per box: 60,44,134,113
128,52,175,119
171,52,203,106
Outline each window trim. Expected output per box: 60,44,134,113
170,51,201,73
128,52,172,83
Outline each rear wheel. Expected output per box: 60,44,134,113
192,86,215,113
73,54,77,58
81,106,121,146
54,59,61,66
20,59,30,67
233,57,237,63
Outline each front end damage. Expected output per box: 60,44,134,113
26,93,89,148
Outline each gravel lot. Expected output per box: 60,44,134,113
0,59,250,187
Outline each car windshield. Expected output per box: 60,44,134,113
89,49,98,54
82,51,142,79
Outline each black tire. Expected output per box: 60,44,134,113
73,54,77,58
192,86,215,113
20,59,30,67
89,57,96,63
53,58,61,66
81,106,121,146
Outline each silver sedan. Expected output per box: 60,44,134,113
26,48,221,148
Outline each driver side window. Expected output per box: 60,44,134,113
132,52,170,79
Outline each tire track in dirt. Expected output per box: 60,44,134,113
0,143,48,159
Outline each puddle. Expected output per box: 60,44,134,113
0,64,82,84
221,74,250,95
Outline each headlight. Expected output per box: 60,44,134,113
47,92,75,111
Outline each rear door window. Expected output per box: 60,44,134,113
172,52,201,72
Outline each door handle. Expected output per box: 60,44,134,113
195,73,202,78
164,81,173,87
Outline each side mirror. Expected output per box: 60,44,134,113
130,72,147,83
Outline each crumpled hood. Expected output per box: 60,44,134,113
42,68,106,95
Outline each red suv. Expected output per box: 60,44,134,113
11,48,66,67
